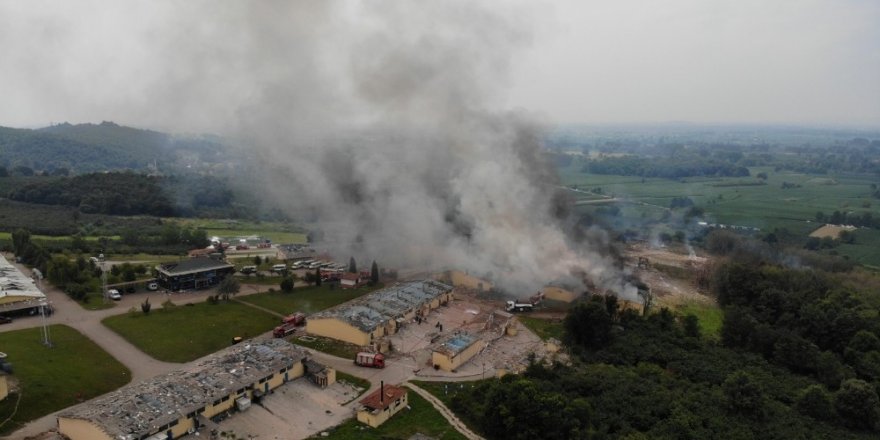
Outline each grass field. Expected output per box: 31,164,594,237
236,283,385,316
290,334,361,359
674,301,724,340
172,218,307,243
316,386,466,440
101,300,278,362
561,165,880,266
335,372,370,400
517,316,564,341
0,325,130,435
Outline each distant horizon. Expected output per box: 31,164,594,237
4,119,880,135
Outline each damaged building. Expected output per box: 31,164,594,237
431,332,486,372
306,280,453,350
57,339,326,440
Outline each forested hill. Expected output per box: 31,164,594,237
6,172,235,217
0,121,228,173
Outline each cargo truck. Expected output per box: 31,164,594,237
354,352,385,368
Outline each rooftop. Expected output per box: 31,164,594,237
0,254,45,302
155,257,233,276
434,332,478,357
310,280,453,332
59,339,308,439
360,384,407,411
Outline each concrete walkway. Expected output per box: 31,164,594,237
405,382,485,440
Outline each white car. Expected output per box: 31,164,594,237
108,289,121,300
147,282,159,291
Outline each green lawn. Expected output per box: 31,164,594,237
101,300,279,362
236,283,384,316
675,301,724,340
77,292,117,311
0,325,130,435
335,372,370,404
315,386,466,440
517,316,564,341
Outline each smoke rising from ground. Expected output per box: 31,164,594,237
0,1,634,297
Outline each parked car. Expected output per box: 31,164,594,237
0,316,12,325
147,282,159,291
108,289,122,300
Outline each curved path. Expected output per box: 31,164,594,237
405,382,485,440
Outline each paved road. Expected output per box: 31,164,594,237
0,257,492,439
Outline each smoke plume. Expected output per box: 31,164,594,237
1,1,633,297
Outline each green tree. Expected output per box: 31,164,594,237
795,385,833,421
141,297,152,315
564,299,613,350
683,314,700,338
348,256,357,273
11,228,31,255
834,379,880,430
370,260,379,284
253,255,262,266
280,277,294,293
722,370,765,418
216,276,240,301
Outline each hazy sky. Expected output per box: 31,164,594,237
0,0,878,129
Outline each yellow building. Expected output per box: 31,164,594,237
306,280,453,350
356,383,408,428
57,340,315,440
442,270,493,293
432,332,486,372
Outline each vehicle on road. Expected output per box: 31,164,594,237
282,312,306,326
240,266,257,275
355,352,385,368
108,289,121,301
272,264,288,273
273,323,298,338
506,300,533,312
147,282,159,291
0,316,12,324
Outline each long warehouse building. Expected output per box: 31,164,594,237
58,339,312,440
306,280,454,349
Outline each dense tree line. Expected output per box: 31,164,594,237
450,294,878,438
6,172,238,217
0,122,230,173
815,210,880,229
583,155,750,179
8,172,174,216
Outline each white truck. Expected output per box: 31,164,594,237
506,300,534,313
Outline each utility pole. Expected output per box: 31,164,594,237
39,299,52,347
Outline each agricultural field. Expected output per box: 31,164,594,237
0,325,130,435
101,300,278,362
172,218,307,244
561,163,880,266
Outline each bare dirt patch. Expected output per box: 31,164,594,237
809,224,856,239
